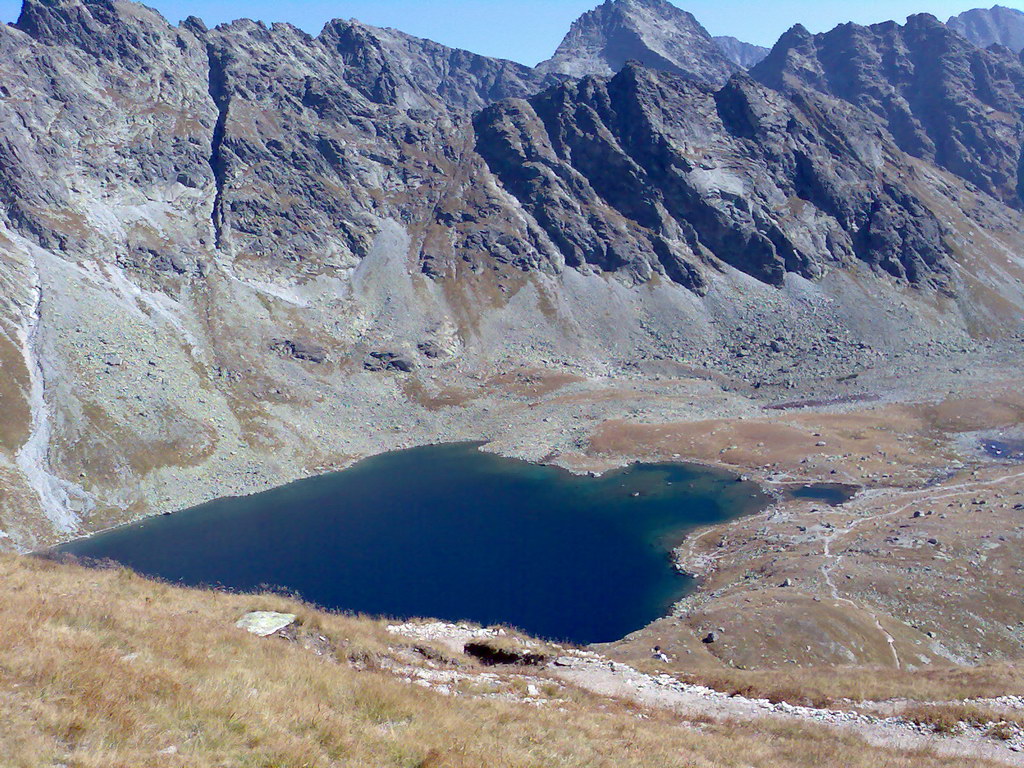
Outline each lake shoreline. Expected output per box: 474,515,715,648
50,442,771,645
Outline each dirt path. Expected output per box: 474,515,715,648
387,621,1024,765
813,469,1024,668
550,654,1024,766
820,469,1024,597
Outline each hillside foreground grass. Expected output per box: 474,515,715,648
2,553,1021,767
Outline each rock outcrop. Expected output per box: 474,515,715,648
475,64,951,288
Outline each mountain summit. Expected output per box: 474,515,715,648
536,0,736,85
713,35,769,67
947,5,1024,52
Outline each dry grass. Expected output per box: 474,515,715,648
0,332,31,452
902,704,1024,735
586,386,1024,489
0,554,1007,768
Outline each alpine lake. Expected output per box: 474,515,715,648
57,442,774,644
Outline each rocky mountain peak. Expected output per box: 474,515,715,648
713,35,769,68
948,5,1024,53
536,0,736,86
14,0,175,59
904,12,945,29
782,23,812,39
181,14,206,35
751,14,1024,208
1,0,1024,554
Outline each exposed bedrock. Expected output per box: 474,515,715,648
0,0,1022,549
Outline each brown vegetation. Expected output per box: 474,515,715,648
0,553,1003,768
902,704,1024,735
587,386,1024,488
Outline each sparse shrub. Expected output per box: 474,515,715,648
987,722,1016,741
903,705,964,734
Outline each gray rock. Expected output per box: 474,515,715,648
714,35,769,68
417,340,447,359
365,351,415,373
947,6,1024,53
537,0,737,87
236,611,296,637
271,339,327,364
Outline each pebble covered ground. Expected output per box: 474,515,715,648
380,621,1024,766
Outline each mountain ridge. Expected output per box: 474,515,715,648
947,4,1024,52
751,12,1024,209
0,0,1022,554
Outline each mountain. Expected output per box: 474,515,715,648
713,35,769,67
474,64,950,288
947,4,1024,52
1,0,1024,551
8,4,1024,759
0,0,567,547
536,0,737,86
751,14,1024,208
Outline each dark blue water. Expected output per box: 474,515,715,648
785,482,859,506
56,443,768,644
981,439,1024,462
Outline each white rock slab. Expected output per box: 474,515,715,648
236,611,296,637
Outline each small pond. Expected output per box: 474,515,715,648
784,482,860,506
981,439,1024,463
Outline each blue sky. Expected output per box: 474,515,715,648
2,0,1021,65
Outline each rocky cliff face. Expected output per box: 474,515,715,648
751,14,1024,209
536,0,737,86
713,35,769,68
947,5,1024,53
1,0,1023,551
474,64,951,288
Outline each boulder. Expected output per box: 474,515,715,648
364,351,415,373
271,339,327,364
236,611,297,637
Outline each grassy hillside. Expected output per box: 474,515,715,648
0,554,1009,768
